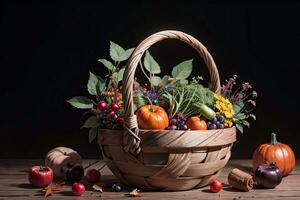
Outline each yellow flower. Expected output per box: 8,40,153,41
214,94,235,119
224,119,233,127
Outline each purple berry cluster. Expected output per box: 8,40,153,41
207,114,225,130
167,112,188,130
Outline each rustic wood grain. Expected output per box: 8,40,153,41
0,159,299,199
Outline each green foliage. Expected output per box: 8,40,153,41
160,82,215,118
67,96,93,109
150,76,162,86
144,51,161,74
81,116,99,128
88,127,98,143
235,122,244,134
98,59,114,70
87,72,106,96
171,59,193,79
109,41,134,62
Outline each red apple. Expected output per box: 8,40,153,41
28,166,53,187
72,182,85,196
210,179,222,193
86,168,101,182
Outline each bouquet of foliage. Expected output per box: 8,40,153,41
67,41,257,142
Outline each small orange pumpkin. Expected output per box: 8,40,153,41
186,116,207,130
252,133,296,177
136,105,169,130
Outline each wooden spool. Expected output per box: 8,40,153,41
228,168,254,192
98,30,236,191
45,147,84,181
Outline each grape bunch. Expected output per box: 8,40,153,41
207,114,225,130
167,112,188,130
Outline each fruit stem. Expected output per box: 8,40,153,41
270,133,279,145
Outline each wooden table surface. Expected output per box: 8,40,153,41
0,159,299,200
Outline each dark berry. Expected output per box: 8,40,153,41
217,115,225,122
170,119,177,126
111,103,119,112
181,125,188,130
108,111,116,120
112,183,122,192
97,101,108,111
216,121,221,126
168,125,177,130
212,117,218,124
207,122,212,126
208,124,217,130
217,123,225,129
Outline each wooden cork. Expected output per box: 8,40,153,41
228,168,254,192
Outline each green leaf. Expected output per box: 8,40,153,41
98,59,114,71
87,72,105,96
242,120,250,128
82,116,99,128
172,59,193,79
177,79,189,85
233,101,245,113
66,96,93,109
162,75,171,86
97,81,106,94
150,76,162,86
249,114,256,120
234,113,246,120
143,51,161,74
88,127,98,143
117,68,125,82
110,41,130,62
119,48,134,61
235,123,244,134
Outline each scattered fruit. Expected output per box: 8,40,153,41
210,179,222,193
28,166,53,188
186,116,207,130
112,183,122,192
86,169,101,182
97,101,108,111
72,182,85,196
136,105,169,130
254,163,282,188
252,133,296,176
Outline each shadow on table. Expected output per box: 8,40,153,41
13,183,35,189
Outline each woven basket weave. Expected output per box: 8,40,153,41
98,30,236,191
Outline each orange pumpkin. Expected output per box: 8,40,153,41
186,116,207,130
252,133,296,177
136,105,169,130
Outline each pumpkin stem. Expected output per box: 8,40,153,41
270,133,279,145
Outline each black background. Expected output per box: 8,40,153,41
1,1,299,159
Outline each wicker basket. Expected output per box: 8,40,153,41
98,30,236,191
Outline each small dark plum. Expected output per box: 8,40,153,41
217,123,225,129
212,117,218,124
217,115,225,122
208,124,217,130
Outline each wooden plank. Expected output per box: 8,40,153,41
0,159,298,200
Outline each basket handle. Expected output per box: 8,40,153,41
122,30,221,155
